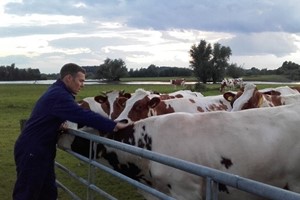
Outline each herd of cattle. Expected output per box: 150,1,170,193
58,82,300,200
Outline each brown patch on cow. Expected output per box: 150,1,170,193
241,89,263,109
220,156,233,169
111,97,128,120
138,139,145,148
174,94,183,98
138,135,152,150
260,93,283,107
264,95,275,107
290,86,300,93
207,101,229,111
283,183,290,190
208,104,218,111
100,149,150,185
78,100,91,110
127,97,153,122
144,134,152,150
197,106,205,112
94,95,110,116
159,94,172,100
262,90,281,96
269,94,283,106
107,124,136,145
189,98,196,103
154,101,175,115
75,125,153,187
219,183,230,193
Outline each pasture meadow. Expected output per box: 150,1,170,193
0,83,192,200
0,82,289,199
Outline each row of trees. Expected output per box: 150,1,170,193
93,59,193,81
3,59,300,82
0,64,43,81
128,64,193,77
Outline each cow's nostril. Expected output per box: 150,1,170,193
119,119,128,124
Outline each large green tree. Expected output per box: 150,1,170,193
96,58,128,81
189,40,231,83
211,43,232,83
189,40,212,83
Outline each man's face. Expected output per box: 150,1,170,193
66,72,85,95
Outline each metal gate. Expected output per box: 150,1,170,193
55,128,300,200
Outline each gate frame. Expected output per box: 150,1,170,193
56,128,300,200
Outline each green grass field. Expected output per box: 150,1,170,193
0,81,295,199
0,83,192,200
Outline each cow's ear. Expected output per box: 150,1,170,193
148,97,161,108
123,93,131,99
223,92,236,103
94,95,107,103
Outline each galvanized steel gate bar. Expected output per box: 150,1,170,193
56,128,300,200
19,120,300,200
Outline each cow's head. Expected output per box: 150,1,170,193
224,83,261,111
94,90,131,119
114,89,162,123
224,83,285,111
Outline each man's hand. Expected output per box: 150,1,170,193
113,122,133,132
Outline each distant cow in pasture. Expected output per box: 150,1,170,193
170,78,185,88
58,102,300,200
220,78,243,93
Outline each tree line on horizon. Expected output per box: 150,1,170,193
1,40,300,82
2,60,300,82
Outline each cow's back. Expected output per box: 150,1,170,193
132,103,300,199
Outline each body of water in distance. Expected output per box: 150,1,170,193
0,80,300,85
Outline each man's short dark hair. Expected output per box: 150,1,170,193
60,63,86,79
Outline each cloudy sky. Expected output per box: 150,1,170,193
0,0,300,74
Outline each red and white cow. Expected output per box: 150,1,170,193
59,102,300,200
224,83,300,111
170,78,185,88
78,90,131,119
259,85,299,95
65,90,131,130
115,88,231,123
220,78,243,93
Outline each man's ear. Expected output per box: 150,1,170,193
65,74,73,82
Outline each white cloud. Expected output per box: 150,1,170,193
0,0,300,73
0,13,83,27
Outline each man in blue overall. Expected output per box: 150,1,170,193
13,63,130,200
